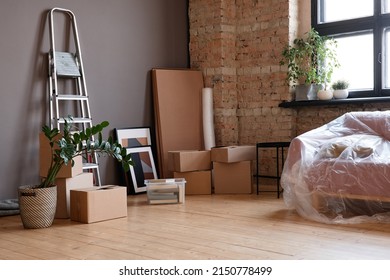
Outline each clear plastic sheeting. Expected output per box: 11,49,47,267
281,111,390,224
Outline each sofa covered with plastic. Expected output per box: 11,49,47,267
281,111,390,224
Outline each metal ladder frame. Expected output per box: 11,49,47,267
47,7,101,186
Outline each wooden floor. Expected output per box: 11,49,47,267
1,193,390,260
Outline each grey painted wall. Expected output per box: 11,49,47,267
0,0,188,199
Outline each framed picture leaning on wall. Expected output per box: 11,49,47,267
115,127,157,194
125,146,158,194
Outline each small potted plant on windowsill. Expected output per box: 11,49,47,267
280,28,340,101
331,79,350,99
18,117,133,229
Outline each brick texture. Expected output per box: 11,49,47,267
188,0,389,178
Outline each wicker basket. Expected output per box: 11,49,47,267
18,185,57,229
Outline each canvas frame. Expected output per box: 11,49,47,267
115,127,152,148
115,127,157,194
125,146,158,194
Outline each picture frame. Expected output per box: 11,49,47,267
115,127,152,148
125,146,158,194
114,127,158,194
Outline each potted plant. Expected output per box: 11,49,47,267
280,28,340,100
331,79,350,99
18,117,133,229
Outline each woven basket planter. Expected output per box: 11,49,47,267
18,185,57,229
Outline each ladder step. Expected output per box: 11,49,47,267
55,51,81,77
57,94,88,101
57,117,92,124
83,163,99,170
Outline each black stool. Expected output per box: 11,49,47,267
256,142,290,198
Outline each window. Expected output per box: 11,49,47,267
312,0,390,98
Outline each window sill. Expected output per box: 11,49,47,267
279,97,390,108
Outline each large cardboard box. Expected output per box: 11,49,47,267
55,172,94,219
211,146,256,163
174,170,212,195
70,186,127,223
39,132,83,178
213,161,252,194
168,150,211,172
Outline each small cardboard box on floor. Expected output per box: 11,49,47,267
55,172,94,219
213,161,252,194
70,185,127,223
173,170,212,195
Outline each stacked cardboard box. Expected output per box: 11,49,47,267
39,132,94,218
211,146,256,194
168,150,212,195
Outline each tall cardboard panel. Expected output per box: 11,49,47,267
152,69,204,178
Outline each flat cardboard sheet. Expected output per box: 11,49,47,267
152,69,204,178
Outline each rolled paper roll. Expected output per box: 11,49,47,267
202,87,216,150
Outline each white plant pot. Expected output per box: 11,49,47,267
333,89,349,99
317,89,333,100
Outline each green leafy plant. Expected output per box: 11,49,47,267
39,116,133,188
331,79,349,90
280,28,340,88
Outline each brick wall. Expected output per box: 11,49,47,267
188,0,390,177
189,0,294,148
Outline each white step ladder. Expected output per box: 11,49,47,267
47,7,101,186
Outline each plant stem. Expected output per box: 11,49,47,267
40,160,63,188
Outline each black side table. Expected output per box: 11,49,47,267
256,142,290,198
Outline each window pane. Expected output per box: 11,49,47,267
383,0,390,14
319,0,373,23
331,34,373,90
384,29,390,88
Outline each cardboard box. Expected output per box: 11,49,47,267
211,146,256,163
168,150,211,172
55,172,94,219
145,178,185,204
39,132,83,178
174,170,212,195
70,185,127,223
213,161,252,194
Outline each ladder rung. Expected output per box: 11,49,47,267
83,163,99,170
56,94,88,101
57,117,92,124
